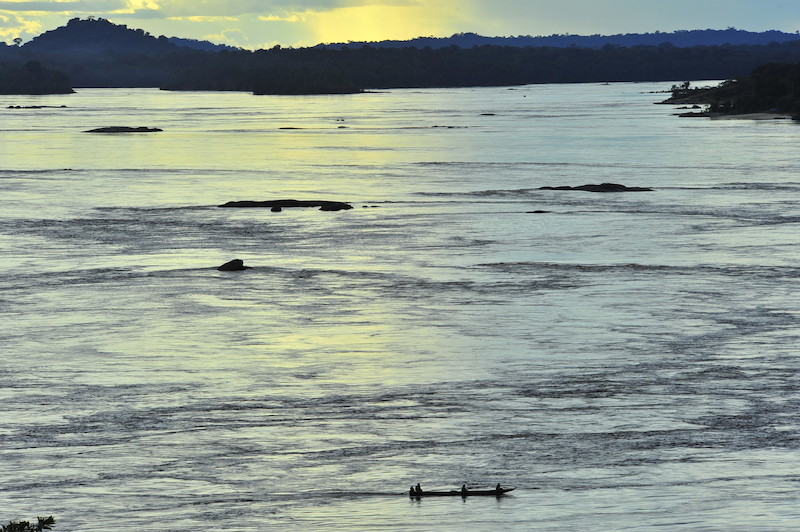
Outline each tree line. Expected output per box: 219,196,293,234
164,40,800,94
666,62,800,115
320,28,800,51
5,18,800,95
0,61,73,94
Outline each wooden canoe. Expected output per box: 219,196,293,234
410,488,514,497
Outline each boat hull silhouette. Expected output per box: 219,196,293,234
410,488,515,497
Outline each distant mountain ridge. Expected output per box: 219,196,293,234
21,17,237,55
320,29,800,50
15,19,800,55
167,36,239,52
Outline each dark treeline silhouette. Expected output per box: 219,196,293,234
0,60,73,94
5,18,800,94
666,62,800,115
321,28,800,51
163,40,800,92
24,17,179,56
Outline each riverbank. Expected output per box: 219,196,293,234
660,63,800,118
676,110,795,120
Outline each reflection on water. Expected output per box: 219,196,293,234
1,85,800,530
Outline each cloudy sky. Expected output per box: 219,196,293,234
1,0,799,49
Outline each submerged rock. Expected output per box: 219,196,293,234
217,259,249,271
539,183,653,192
219,199,353,211
84,126,163,133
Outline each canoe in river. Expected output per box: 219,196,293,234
410,488,515,497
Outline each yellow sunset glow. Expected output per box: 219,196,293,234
303,3,469,45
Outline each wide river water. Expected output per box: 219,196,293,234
1,83,799,530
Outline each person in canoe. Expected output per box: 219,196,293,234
461,484,468,495
415,483,422,495
495,483,502,493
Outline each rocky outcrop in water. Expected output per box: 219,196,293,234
217,259,249,271
84,126,163,133
539,183,653,192
7,105,67,109
219,200,353,211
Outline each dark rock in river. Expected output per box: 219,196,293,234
8,105,67,109
217,259,249,271
85,126,163,133
677,111,712,118
219,199,354,211
539,183,653,192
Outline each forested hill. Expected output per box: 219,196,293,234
321,29,800,50
23,17,180,55
20,17,237,55
2,17,237,86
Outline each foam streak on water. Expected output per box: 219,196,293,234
1,85,799,530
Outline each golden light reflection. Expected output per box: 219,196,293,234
184,291,460,387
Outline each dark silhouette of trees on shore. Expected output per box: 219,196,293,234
6,18,800,95
160,40,800,93
666,62,800,115
319,28,800,51
0,60,73,94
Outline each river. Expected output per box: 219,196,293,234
1,83,799,530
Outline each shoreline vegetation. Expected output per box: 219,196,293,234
660,63,800,119
0,61,73,94
2,18,800,103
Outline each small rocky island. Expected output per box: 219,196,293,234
84,126,163,133
7,105,68,109
539,183,653,192
219,200,353,211
217,259,250,271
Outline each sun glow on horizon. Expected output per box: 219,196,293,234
295,3,470,46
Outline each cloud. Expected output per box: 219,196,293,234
258,14,302,22
0,0,469,47
0,0,429,17
202,26,249,45
463,0,800,34
0,0,127,12
4,0,800,49
0,12,42,41
167,15,238,22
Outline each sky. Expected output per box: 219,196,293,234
1,0,799,49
